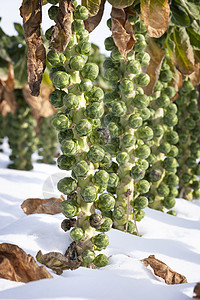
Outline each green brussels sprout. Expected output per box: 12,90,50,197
128,114,143,129
130,165,145,180
135,144,151,159
165,130,179,145
126,60,141,74
107,122,123,138
168,186,179,197
134,73,150,87
136,159,149,170
47,50,66,66
93,254,109,267
138,108,151,121
193,190,200,199
152,124,164,137
107,18,112,29
86,102,104,119
67,34,76,48
49,89,66,108
156,94,170,108
135,180,150,194
180,80,193,94
133,39,147,52
45,26,54,40
110,48,125,62
79,79,93,93
135,209,145,221
49,66,66,81
104,36,116,51
119,79,134,95
63,93,80,110
57,154,76,170
61,139,78,155
154,80,163,92
75,119,92,136
103,113,119,126
134,196,148,210
103,57,119,70
48,5,58,22
90,213,104,228
108,173,119,187
125,221,136,234
187,101,199,114
167,210,177,216
99,217,113,232
163,197,176,209
82,249,95,264
76,41,91,55
87,145,105,163
164,173,179,186
58,177,77,195
81,63,99,80
136,126,154,141
103,138,120,157
184,118,196,130
112,206,126,220
159,69,173,83
103,91,120,107
74,5,89,20
194,163,200,176
51,71,71,89
189,89,199,98
60,199,78,218
163,157,177,173
69,55,85,71
133,94,150,109
168,145,179,157
81,186,97,203
178,133,188,144
99,152,112,170
112,101,127,117
51,114,71,131
190,143,200,156
92,233,109,250
163,113,178,127
157,183,170,197
96,193,115,211
85,86,104,103
116,151,130,165
158,142,171,154
72,19,85,32
73,160,89,178
162,86,176,99
165,103,178,115
136,52,150,66
93,170,109,187
70,227,84,241
185,157,197,169
148,169,162,182
104,68,120,82
133,21,147,33
122,134,135,148
181,173,192,184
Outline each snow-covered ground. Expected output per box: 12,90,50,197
0,138,200,300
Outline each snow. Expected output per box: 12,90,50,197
0,138,200,300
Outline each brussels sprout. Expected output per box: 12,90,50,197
57,154,76,170
178,133,188,144
133,94,150,109
133,39,147,52
72,19,85,32
48,5,58,22
163,197,176,209
107,18,112,29
103,113,119,126
73,160,89,178
86,102,104,119
138,108,151,121
81,63,99,80
165,130,179,145
164,173,179,186
125,221,136,233
112,101,127,117
45,26,54,40
133,21,147,34
168,186,179,197
93,170,109,187
107,122,123,138
193,190,200,199
185,157,197,169
96,193,115,211
126,59,141,74
104,68,120,82
82,249,95,264
75,119,92,136
70,227,84,241
57,177,77,195
85,86,104,103
104,36,116,51
47,50,66,66
69,55,85,71
181,173,192,184
99,217,113,232
119,79,134,95
134,196,148,210
135,144,151,159
148,169,162,182
63,93,80,110
60,199,78,218
180,79,193,94
93,254,109,267
135,180,150,194
92,233,109,250
165,103,178,115
157,183,170,197
162,86,176,99
187,101,199,114
134,73,150,87
108,173,119,187
76,41,91,55
163,157,177,173
81,185,97,203
51,71,71,89
116,151,130,165
99,152,112,170
136,52,150,66
112,206,126,220
168,145,179,157
122,134,135,148
152,124,164,137
87,145,105,163
128,114,143,129
49,89,66,108
110,48,125,62
130,164,145,180
61,139,78,155
156,94,170,108
159,69,173,83
136,126,154,141
74,5,89,20
135,209,145,221
167,210,177,216
51,114,71,131
79,79,93,93
163,113,178,127
103,57,119,70
184,118,196,130
103,138,120,157
158,142,171,154
154,80,163,92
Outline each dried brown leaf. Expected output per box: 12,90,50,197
141,255,187,284
21,197,62,215
84,0,106,33
188,51,200,86
140,0,170,38
167,60,182,101
111,7,136,56
194,282,200,299
143,38,165,95
50,0,75,53
0,243,52,282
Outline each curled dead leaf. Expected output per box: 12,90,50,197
194,282,200,299
141,255,187,285
21,197,63,215
0,243,52,282
84,0,106,33
188,51,200,86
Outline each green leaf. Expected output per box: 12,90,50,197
179,0,200,20
14,55,28,88
82,0,101,16
14,23,24,37
186,21,200,51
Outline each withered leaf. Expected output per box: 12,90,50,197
141,255,187,285
194,282,200,299
0,243,52,282
167,60,182,101
20,0,46,96
111,7,136,57
50,0,75,53
140,0,170,38
188,50,200,86
21,197,63,215
84,0,106,33
143,38,165,95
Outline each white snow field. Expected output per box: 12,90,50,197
0,138,200,300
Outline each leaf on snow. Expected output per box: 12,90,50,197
50,0,75,53
82,0,101,16
111,7,136,57
21,197,63,215
140,0,170,38
20,0,46,96
141,255,187,284
84,0,106,33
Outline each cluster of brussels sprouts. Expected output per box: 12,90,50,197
6,89,36,170
175,79,200,200
36,116,58,164
46,2,113,267
0,114,5,152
